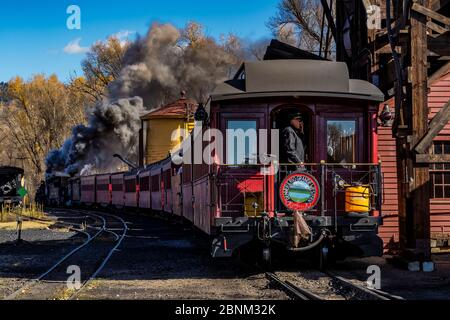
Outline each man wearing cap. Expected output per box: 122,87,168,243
282,113,311,244
281,113,306,164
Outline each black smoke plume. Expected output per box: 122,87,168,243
46,23,242,176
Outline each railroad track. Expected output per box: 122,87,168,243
326,271,404,300
15,210,94,232
266,270,404,301
4,208,128,300
266,272,323,300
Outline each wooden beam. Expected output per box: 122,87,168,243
427,21,449,34
430,0,450,11
376,43,403,54
407,0,431,259
415,100,450,153
416,154,450,163
412,2,450,26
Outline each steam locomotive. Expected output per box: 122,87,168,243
44,59,385,267
0,166,24,206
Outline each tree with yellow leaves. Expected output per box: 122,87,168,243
69,36,130,104
1,75,87,196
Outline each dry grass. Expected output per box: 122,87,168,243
0,220,52,231
0,203,45,223
53,287,76,300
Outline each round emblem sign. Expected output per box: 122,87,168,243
279,172,320,211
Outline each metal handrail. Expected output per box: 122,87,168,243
215,162,383,216
217,162,381,167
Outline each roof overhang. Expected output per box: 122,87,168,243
211,60,384,103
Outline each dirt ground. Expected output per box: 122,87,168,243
0,220,53,231
74,213,450,300
74,214,286,300
1,210,449,300
330,255,450,299
0,211,287,300
0,224,82,299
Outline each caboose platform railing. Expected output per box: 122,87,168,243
214,162,383,221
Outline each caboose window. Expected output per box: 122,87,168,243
326,120,356,164
226,120,257,165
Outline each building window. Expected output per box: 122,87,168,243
326,120,357,164
430,142,450,199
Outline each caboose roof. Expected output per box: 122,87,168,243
211,60,384,102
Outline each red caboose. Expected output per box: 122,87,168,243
175,59,385,265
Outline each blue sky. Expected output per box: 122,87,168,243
0,0,279,83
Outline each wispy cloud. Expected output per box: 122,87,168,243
63,38,89,54
112,30,136,47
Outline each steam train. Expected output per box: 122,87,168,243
0,166,24,206
44,59,386,266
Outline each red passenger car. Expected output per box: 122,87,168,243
176,59,385,264
111,172,125,208
138,167,152,210
124,170,138,208
162,158,173,214
69,177,81,206
80,175,96,205
150,163,163,212
54,58,387,266
96,174,111,207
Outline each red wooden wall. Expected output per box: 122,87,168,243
428,72,450,238
377,97,400,252
378,71,450,252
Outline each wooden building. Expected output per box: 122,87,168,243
140,94,197,165
379,65,450,253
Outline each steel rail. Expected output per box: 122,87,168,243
267,269,405,301
368,287,405,300
4,211,106,300
266,272,323,301
69,211,128,300
327,272,396,300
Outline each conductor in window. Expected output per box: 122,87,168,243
281,113,306,165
